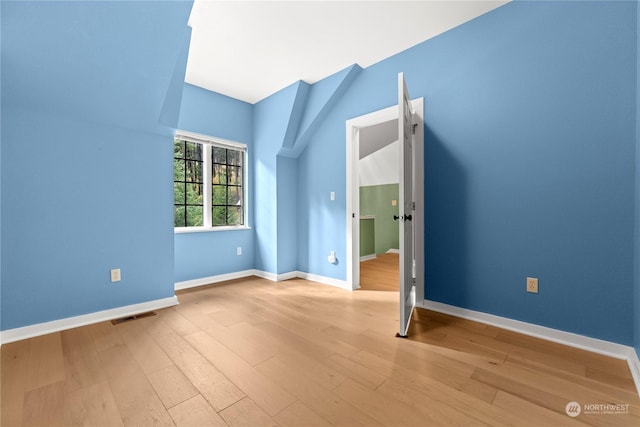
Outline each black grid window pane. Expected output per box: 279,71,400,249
186,206,203,227
174,138,204,227
213,147,226,163
211,147,244,226
212,206,227,226
174,206,186,227
227,206,242,226
228,166,242,185
212,164,227,185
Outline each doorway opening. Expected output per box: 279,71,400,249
345,98,424,300
358,118,401,292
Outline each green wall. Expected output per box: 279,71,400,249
360,184,399,255
359,218,375,256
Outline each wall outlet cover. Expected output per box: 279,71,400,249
111,268,121,282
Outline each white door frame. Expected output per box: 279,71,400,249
345,98,424,298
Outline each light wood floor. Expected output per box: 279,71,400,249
359,253,399,291
2,275,640,426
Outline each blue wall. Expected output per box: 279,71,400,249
296,0,637,345
1,0,192,330
277,157,298,274
253,82,304,274
635,0,640,360
174,84,255,283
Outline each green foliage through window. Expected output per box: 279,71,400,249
212,147,243,226
174,137,245,228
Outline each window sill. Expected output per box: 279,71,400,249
174,225,252,234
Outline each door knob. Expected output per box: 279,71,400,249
403,214,412,221
393,215,400,221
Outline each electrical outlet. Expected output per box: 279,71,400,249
237,247,242,256
111,268,121,282
526,277,538,293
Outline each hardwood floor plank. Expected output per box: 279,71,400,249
334,378,433,427
154,330,246,412
219,397,279,427
506,355,639,403
384,374,545,427
147,365,199,409
323,353,387,390
492,390,589,426
64,381,124,427
117,324,174,375
255,356,383,427
350,349,498,404
87,321,124,353
22,381,65,427
232,321,347,390
155,308,201,337
209,308,249,327
61,328,108,394
323,325,498,401
471,364,640,426
185,330,296,417
360,253,399,292
273,401,333,427
168,394,227,427
25,333,66,392
176,305,273,366
483,358,640,412
1,340,31,427
585,365,637,393
97,345,175,426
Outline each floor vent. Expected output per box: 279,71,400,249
111,311,157,325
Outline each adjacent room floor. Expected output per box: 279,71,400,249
2,275,639,426
359,252,399,292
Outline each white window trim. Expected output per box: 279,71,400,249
173,130,248,231
174,225,252,234
175,130,247,152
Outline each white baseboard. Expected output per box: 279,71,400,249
252,269,297,282
627,347,640,398
419,299,640,398
253,269,351,291
0,296,179,345
295,271,351,290
360,254,377,262
177,269,348,291
175,269,256,291
385,248,400,254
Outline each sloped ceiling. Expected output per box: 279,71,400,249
186,0,509,104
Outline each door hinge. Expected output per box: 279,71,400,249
412,201,415,210
412,123,417,135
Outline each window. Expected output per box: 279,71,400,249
174,131,246,229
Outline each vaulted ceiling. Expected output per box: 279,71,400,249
185,1,509,104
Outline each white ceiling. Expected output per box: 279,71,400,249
185,0,508,104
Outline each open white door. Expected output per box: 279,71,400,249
397,72,416,338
